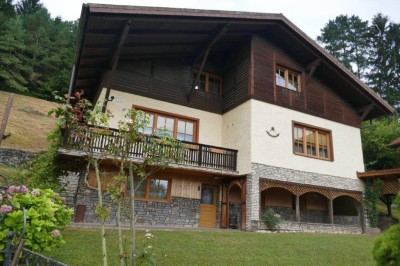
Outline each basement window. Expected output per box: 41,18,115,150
134,177,171,202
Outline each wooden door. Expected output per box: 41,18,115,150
199,185,217,228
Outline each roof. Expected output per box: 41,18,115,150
72,4,395,118
388,137,400,148
357,168,400,180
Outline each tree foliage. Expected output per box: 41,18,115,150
318,13,400,111
317,15,369,79
0,0,77,100
361,118,400,171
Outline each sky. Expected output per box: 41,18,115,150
40,0,400,39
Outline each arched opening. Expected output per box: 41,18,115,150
333,195,360,225
228,184,241,229
299,192,329,223
260,187,296,221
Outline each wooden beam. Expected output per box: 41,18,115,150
296,195,300,222
103,20,132,112
304,59,320,85
358,103,375,122
304,59,320,72
187,23,229,102
0,93,14,146
329,198,334,224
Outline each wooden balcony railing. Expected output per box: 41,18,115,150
61,126,238,172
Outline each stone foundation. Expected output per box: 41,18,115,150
0,148,38,167
252,220,362,234
75,180,201,227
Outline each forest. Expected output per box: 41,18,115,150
0,0,399,170
0,0,77,100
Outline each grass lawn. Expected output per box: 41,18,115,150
45,228,376,266
0,91,57,152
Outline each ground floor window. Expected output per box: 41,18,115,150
134,177,171,202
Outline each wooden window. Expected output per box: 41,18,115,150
276,66,301,92
134,106,198,142
193,70,223,95
133,177,171,202
293,123,332,160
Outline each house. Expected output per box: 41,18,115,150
59,4,395,232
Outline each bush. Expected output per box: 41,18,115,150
261,209,283,230
0,186,72,254
373,223,400,265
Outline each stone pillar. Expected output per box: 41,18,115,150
246,172,259,231
296,195,300,222
329,198,334,224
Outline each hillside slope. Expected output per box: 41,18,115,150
0,91,58,152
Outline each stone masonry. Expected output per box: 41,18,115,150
72,175,201,227
0,148,38,167
248,163,365,231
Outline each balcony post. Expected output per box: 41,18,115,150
198,144,203,167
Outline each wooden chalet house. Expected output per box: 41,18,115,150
59,4,395,232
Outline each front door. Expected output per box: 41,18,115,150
199,185,217,228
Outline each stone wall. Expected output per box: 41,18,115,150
252,163,364,192
334,215,360,225
252,220,362,234
0,148,37,167
74,177,201,227
247,163,367,231
246,173,259,230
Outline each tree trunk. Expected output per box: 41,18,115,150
93,159,108,266
128,161,136,266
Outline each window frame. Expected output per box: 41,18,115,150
292,121,333,161
133,105,199,143
276,66,301,92
193,69,223,96
133,176,172,202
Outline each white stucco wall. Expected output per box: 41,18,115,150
222,101,252,174
250,99,365,179
97,88,223,147
97,89,364,178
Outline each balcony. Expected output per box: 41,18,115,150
60,126,238,172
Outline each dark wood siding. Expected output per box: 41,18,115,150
252,36,274,103
251,36,360,127
103,60,223,114
222,40,251,112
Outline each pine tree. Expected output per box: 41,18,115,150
317,15,369,79
0,17,31,92
368,14,400,109
15,0,43,15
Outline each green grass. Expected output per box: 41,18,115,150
0,91,57,152
0,165,19,180
45,229,376,266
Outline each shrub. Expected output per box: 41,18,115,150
0,186,72,254
373,223,400,266
261,209,283,230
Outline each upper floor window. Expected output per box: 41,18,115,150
193,70,223,96
135,106,198,142
293,123,332,161
276,66,301,92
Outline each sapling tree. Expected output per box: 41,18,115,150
109,109,186,266
50,92,111,266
